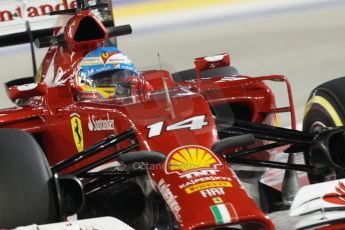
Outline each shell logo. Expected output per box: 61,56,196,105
165,146,221,175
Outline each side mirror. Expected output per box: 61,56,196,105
8,82,47,102
54,174,85,217
119,151,166,164
194,53,230,80
211,134,255,154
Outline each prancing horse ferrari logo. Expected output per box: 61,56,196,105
70,113,84,152
101,52,109,61
101,52,117,64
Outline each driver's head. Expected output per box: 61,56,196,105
75,47,138,100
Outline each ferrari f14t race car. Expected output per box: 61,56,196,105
2,0,345,229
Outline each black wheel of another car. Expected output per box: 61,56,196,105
0,129,60,228
303,76,345,183
172,66,239,82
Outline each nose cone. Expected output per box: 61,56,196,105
150,145,274,229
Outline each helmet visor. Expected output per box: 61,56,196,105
78,69,138,99
83,69,137,87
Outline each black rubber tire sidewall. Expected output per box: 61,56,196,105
172,66,239,82
0,129,59,228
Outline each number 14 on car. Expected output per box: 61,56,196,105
147,115,208,138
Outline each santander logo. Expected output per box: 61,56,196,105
88,114,115,131
323,181,345,205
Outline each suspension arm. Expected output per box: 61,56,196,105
217,119,315,146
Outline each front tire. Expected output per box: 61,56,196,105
303,77,345,183
0,129,59,228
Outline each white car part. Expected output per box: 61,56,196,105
290,179,345,217
14,217,134,230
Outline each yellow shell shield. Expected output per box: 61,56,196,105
71,114,84,152
165,146,221,175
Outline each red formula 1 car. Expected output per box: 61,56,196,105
2,0,345,229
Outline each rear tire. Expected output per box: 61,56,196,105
172,66,239,82
303,77,345,183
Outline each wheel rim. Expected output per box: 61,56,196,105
309,121,327,133
309,121,337,182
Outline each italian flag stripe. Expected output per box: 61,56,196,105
210,204,232,225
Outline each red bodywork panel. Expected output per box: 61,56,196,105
0,73,279,230
0,9,300,230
